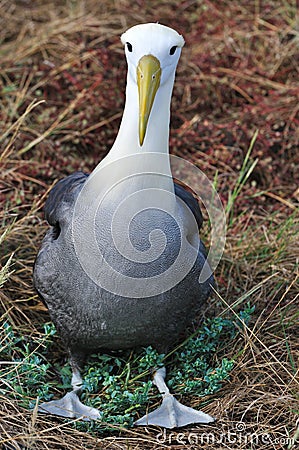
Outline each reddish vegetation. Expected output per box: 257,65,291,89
1,1,298,217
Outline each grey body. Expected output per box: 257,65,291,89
34,172,213,357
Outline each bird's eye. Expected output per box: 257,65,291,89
169,45,177,55
126,42,133,52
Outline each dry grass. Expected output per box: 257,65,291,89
1,0,298,449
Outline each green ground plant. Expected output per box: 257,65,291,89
0,303,254,432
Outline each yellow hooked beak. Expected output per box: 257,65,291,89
137,55,161,146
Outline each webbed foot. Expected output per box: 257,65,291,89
38,366,100,421
135,367,214,429
135,393,214,428
38,391,100,421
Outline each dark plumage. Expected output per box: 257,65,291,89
34,172,211,355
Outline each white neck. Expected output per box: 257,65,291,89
88,71,176,201
108,71,175,158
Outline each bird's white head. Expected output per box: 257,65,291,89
121,23,185,146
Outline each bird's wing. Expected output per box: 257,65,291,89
34,172,88,303
174,182,203,231
44,171,88,227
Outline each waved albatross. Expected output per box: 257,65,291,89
34,23,215,428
